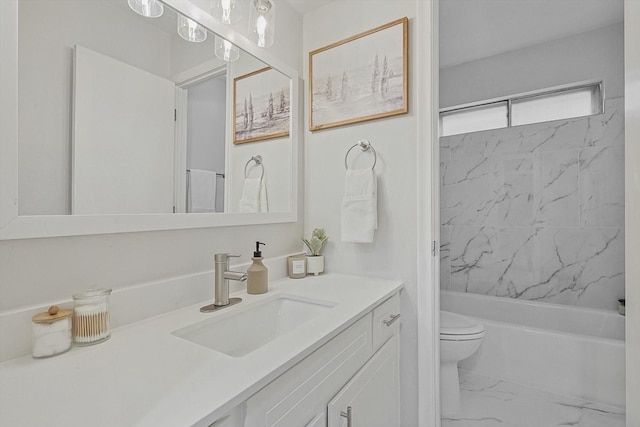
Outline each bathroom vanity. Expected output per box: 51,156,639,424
0,274,402,427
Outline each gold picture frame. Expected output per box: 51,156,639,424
233,67,290,144
309,17,409,131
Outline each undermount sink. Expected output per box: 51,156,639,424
172,295,337,357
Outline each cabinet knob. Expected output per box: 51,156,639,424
383,313,401,326
340,406,352,427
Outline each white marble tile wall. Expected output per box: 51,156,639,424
440,98,625,310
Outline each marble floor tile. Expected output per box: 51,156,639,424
442,371,625,427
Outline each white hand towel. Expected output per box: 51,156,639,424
239,178,269,213
341,168,377,243
187,169,217,213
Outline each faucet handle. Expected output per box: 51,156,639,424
214,253,241,262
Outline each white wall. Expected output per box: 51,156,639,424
18,0,172,215
624,0,640,423
440,23,624,108
303,2,423,425
0,0,304,359
170,32,222,77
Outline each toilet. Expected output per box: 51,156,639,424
440,311,485,415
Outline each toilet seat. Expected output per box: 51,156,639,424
440,311,485,341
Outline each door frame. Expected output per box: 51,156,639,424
624,0,640,423
174,64,229,214
416,0,440,426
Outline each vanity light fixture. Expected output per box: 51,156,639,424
214,36,240,61
212,0,242,24
177,15,208,42
127,0,164,18
248,0,276,48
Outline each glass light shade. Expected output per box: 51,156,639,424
177,15,208,43
214,36,240,62
127,0,164,18
212,0,242,24
248,0,276,48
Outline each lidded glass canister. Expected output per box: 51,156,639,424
31,305,73,358
72,288,112,346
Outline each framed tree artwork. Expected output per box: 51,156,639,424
234,67,290,144
309,17,408,131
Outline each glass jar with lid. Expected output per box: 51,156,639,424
72,288,112,346
32,305,73,358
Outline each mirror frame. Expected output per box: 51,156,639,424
0,0,300,240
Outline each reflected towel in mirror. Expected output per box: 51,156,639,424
239,178,268,213
187,169,217,213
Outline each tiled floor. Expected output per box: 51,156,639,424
442,370,626,427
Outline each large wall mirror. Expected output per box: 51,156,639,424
0,0,300,239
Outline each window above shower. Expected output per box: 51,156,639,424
440,80,603,137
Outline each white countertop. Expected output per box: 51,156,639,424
0,274,402,427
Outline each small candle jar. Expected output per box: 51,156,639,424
287,255,307,279
32,305,73,358
73,288,112,346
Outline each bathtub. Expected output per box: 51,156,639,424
441,290,626,409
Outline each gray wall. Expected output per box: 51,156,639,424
440,23,624,108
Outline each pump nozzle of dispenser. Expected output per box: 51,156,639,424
254,241,266,258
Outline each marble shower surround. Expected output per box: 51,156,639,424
440,98,625,310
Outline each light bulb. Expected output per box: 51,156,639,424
223,40,232,61
128,0,164,18
213,0,241,24
178,15,207,42
221,0,231,23
214,35,240,62
256,15,267,47
249,0,275,48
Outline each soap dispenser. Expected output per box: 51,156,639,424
247,241,268,294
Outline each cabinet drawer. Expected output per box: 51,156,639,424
372,293,400,350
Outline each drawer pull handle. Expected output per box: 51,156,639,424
383,313,401,326
340,406,352,427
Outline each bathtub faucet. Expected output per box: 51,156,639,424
200,253,247,313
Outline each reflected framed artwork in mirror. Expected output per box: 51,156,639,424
233,67,290,144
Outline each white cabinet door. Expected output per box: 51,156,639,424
327,335,399,427
244,314,373,427
305,412,326,427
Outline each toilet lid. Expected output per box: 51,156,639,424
440,311,485,336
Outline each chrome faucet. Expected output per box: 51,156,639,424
200,253,247,313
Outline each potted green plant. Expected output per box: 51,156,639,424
302,228,328,276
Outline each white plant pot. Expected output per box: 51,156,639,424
306,255,324,276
